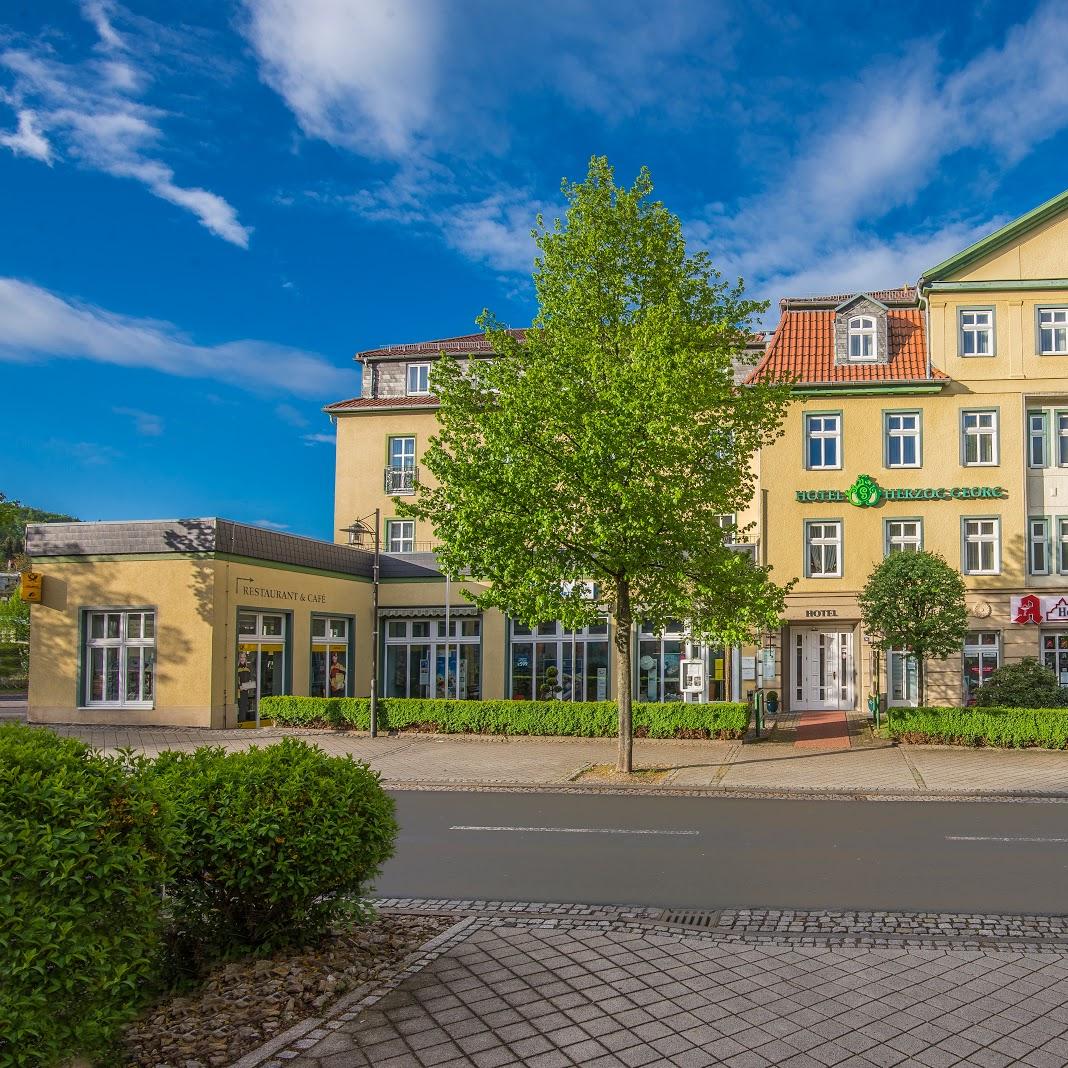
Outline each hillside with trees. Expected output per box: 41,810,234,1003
1,492,76,568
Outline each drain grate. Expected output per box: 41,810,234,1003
661,909,722,928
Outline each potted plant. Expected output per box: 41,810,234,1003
765,690,779,716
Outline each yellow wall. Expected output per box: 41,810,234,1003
208,559,373,727
765,391,1026,596
28,557,218,727
942,211,1068,283
333,410,439,548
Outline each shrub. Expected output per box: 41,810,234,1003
261,695,749,739
973,658,1068,708
147,739,397,964
886,705,1068,749
0,724,174,1068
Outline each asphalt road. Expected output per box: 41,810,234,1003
379,790,1068,914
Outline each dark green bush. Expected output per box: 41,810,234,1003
261,695,749,738
148,739,397,963
887,705,1068,748
0,724,174,1068
973,658,1068,708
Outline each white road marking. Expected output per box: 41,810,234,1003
450,825,699,836
946,835,1068,843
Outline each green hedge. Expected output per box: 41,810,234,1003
886,706,1068,749
0,724,175,1067
261,696,749,739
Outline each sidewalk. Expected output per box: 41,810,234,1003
32,719,1068,798
244,900,1068,1068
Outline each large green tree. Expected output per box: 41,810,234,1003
401,157,792,771
858,550,968,707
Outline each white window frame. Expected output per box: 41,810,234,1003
805,413,842,471
962,517,1000,576
1058,517,1068,575
406,362,430,396
1038,307,1068,356
958,307,994,357
805,520,842,578
82,608,156,709
963,631,1000,705
847,316,876,361
885,411,921,469
388,436,416,470
1029,410,1049,469
961,409,998,466
386,519,415,553
1029,517,1051,576
885,518,922,555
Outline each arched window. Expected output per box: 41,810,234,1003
848,316,876,359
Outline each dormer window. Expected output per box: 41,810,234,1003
847,316,876,360
406,363,430,395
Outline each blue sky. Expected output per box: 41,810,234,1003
3,1,1068,539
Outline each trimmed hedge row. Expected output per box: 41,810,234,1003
886,706,1068,749
260,696,750,739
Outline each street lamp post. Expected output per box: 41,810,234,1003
342,510,381,738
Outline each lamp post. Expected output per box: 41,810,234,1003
341,510,380,737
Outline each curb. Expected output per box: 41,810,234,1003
380,778,1068,802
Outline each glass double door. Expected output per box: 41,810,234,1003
237,612,286,722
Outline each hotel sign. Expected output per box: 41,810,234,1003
796,474,1007,507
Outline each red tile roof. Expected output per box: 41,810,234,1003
745,305,946,386
356,329,527,361
324,395,440,413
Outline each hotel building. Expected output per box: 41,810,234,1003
24,189,1068,725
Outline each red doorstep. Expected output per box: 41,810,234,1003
794,710,850,749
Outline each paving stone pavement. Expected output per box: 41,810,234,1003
21,722,1068,797
261,913,1068,1068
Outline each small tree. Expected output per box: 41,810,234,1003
858,550,968,707
0,590,30,675
401,157,792,771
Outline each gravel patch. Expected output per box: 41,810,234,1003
122,913,454,1068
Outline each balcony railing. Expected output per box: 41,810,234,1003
384,466,418,494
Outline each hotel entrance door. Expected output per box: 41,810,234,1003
793,628,854,710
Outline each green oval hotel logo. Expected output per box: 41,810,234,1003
846,474,882,508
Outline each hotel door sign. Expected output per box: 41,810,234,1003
1012,595,1068,624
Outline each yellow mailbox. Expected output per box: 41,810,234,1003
19,571,43,603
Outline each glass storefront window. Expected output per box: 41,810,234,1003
508,619,610,701
384,615,481,699
311,615,351,697
1042,632,1068,690
83,609,156,708
963,631,999,705
637,622,685,702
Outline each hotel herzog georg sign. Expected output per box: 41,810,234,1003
795,474,1008,507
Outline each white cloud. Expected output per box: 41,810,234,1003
113,406,164,436
253,519,289,530
0,109,52,163
0,277,354,398
241,0,441,158
275,402,308,427
0,7,250,247
48,439,123,466
303,432,336,446
693,1,1068,302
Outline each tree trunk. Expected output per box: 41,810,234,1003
917,656,925,708
613,578,633,774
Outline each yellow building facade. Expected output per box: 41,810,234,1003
753,190,1068,710
26,190,1068,725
